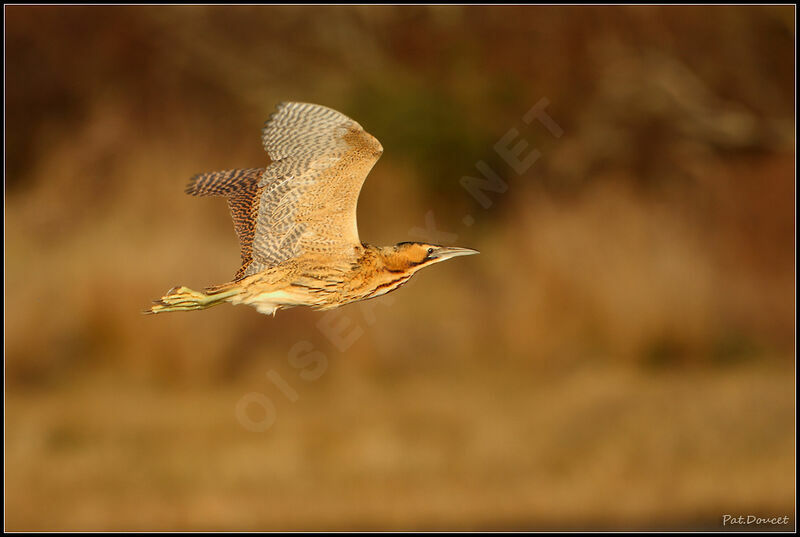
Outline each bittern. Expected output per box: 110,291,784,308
147,102,478,316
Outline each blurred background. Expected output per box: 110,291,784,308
5,5,795,531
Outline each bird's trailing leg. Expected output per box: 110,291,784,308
146,286,239,314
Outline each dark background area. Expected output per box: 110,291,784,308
5,5,795,531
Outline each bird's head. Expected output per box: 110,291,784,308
382,242,479,272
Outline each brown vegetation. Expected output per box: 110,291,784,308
5,5,795,530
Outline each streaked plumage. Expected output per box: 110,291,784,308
147,102,478,316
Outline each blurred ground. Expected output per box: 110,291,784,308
5,363,794,531
4,5,796,531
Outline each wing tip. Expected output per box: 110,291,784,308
185,173,203,196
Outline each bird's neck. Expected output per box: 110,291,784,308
358,243,410,273
350,244,418,299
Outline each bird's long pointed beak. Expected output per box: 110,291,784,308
431,246,480,261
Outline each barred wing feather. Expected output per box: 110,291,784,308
249,102,383,275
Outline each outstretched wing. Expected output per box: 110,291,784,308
186,167,265,280
249,102,383,275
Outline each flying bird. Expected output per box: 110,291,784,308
147,102,478,316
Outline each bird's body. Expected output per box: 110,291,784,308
148,102,477,316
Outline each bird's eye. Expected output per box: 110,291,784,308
427,247,434,256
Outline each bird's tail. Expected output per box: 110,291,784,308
145,285,240,314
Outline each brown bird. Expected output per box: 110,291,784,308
147,102,478,316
